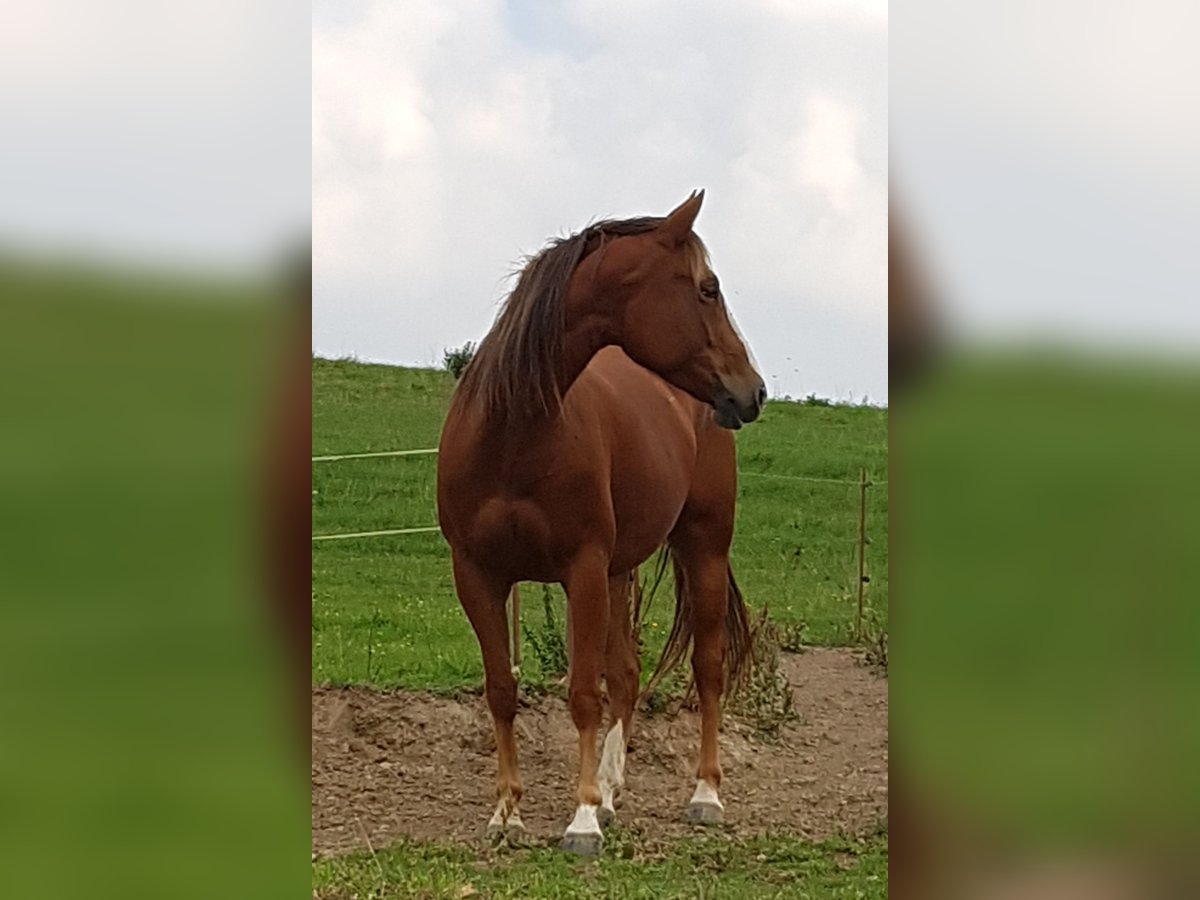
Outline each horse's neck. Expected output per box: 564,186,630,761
481,317,608,441
469,278,617,438
551,310,613,401
492,278,613,422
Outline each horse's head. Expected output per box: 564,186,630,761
595,191,766,429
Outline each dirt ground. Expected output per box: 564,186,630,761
311,648,887,857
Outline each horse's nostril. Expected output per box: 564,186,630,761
756,384,767,407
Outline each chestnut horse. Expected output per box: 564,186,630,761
436,192,765,855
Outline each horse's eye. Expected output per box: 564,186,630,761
700,279,720,302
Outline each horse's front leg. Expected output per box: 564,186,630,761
560,551,611,856
451,553,525,841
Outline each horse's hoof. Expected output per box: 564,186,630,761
597,805,616,829
561,831,604,856
486,817,526,844
686,801,724,825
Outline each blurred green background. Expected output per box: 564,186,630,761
0,260,305,899
896,351,1200,855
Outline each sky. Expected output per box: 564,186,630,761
892,0,1200,354
0,2,309,271
313,0,889,403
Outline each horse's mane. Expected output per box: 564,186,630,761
458,215,708,417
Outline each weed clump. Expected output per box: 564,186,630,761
640,666,692,715
525,586,568,682
778,619,808,654
728,609,797,739
442,341,477,379
861,614,888,674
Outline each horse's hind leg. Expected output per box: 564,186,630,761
560,551,611,855
671,529,732,825
598,570,640,827
451,553,525,841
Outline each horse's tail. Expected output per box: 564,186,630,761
640,547,753,699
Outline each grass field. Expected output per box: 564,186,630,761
312,357,888,692
313,830,888,899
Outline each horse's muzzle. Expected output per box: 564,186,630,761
713,378,766,430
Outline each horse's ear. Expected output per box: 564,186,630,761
657,190,705,247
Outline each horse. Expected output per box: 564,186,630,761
436,191,766,855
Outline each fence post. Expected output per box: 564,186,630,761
510,584,522,678
856,468,870,641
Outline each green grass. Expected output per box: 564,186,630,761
313,829,888,899
312,356,887,691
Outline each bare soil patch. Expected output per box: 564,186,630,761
312,648,887,857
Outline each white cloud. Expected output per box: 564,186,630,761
793,96,867,214
313,0,888,401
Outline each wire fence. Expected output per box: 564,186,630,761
312,448,439,463
312,446,886,638
311,525,441,542
312,448,882,484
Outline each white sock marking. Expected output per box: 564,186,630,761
598,720,626,816
690,779,723,809
598,721,625,791
566,804,601,835
600,784,615,813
